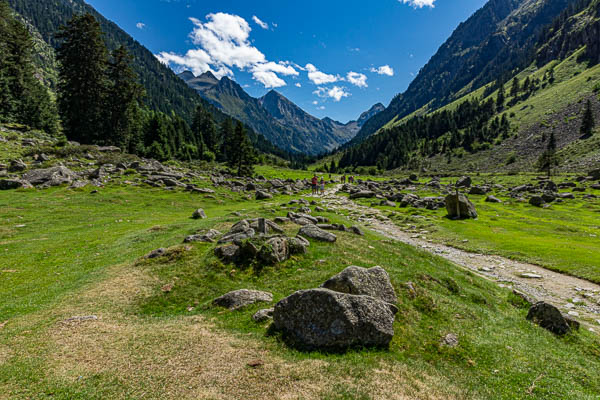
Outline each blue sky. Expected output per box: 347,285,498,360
87,0,488,123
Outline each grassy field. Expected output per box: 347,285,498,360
350,174,600,283
1,182,600,399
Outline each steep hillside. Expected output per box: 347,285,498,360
7,0,205,123
354,0,577,144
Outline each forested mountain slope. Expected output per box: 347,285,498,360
354,0,578,144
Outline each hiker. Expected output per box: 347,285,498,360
341,175,346,184
311,174,318,195
320,177,325,195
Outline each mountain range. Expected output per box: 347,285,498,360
353,0,581,144
178,70,383,155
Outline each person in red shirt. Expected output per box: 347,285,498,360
311,174,318,195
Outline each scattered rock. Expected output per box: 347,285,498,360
192,208,207,219
298,225,337,242
252,308,274,323
456,176,472,188
64,315,98,323
529,196,545,207
445,193,477,219
485,195,502,203
184,229,221,243
213,289,273,310
256,190,273,200
146,248,166,259
23,166,77,187
273,288,396,350
8,159,26,172
520,273,542,279
441,333,459,347
526,302,571,335
321,266,397,304
0,179,33,190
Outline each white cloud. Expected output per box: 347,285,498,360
305,63,340,85
312,100,318,105
370,65,395,76
318,106,325,110
347,71,368,88
252,15,269,29
295,83,302,87
400,0,435,8
313,86,351,102
136,22,146,29
156,13,297,88
250,61,298,88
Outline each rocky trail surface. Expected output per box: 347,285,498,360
318,185,600,331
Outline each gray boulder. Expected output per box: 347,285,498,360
192,208,207,219
184,229,221,243
214,244,240,263
0,179,33,190
258,237,289,264
23,166,77,187
256,190,273,200
213,289,273,310
298,225,337,242
529,196,545,207
485,195,502,203
8,159,26,172
526,302,571,335
273,288,396,350
445,193,477,219
456,176,472,188
252,308,274,322
588,169,600,180
321,266,397,304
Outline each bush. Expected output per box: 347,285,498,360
506,153,516,165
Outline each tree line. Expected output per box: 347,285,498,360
0,1,59,134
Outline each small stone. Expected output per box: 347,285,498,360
520,273,542,279
252,308,274,322
441,333,459,347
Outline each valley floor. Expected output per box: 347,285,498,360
1,181,600,399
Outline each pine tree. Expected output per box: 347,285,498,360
219,118,235,162
57,13,109,144
105,45,143,148
329,159,337,173
580,99,595,138
496,79,505,111
537,131,558,177
226,121,255,176
510,77,520,97
192,106,219,157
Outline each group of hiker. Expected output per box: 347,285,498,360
310,174,356,196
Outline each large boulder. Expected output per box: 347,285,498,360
456,176,472,188
529,196,545,207
0,179,33,190
298,225,337,242
526,302,571,335
321,266,397,304
258,236,289,264
273,288,396,350
445,193,477,219
22,166,77,187
213,289,273,310
256,190,273,200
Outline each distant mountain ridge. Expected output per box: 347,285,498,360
179,70,382,155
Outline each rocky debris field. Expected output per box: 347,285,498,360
318,184,600,333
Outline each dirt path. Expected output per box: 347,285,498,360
317,185,600,330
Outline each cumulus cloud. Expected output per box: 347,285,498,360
400,0,435,8
313,86,351,102
250,61,298,88
347,71,368,88
136,22,146,29
370,65,394,76
252,15,269,29
295,83,302,87
156,13,296,88
305,63,340,85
